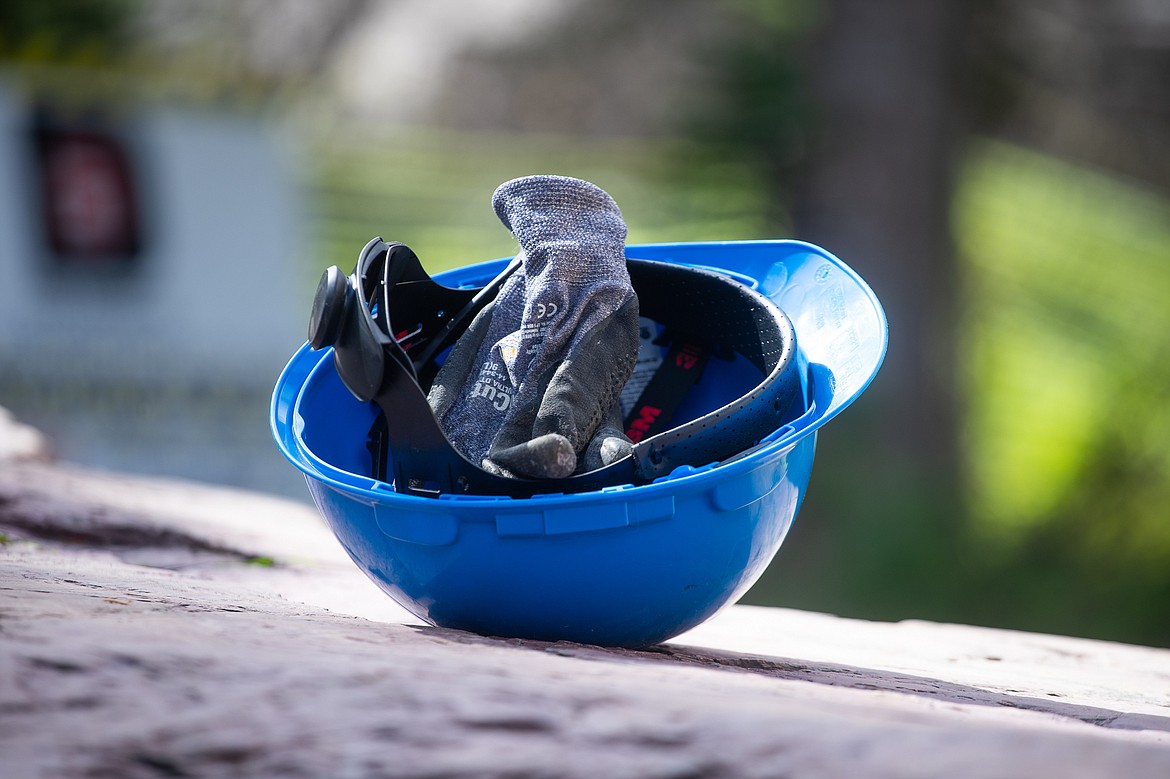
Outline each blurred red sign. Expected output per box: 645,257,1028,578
35,126,141,264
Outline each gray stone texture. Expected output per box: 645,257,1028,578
2,407,1168,778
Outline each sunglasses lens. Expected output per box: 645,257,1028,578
334,310,387,402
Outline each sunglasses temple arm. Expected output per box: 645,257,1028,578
411,256,522,372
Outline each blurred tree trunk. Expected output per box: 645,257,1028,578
796,0,969,475
753,0,973,617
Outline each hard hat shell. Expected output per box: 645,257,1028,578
271,240,886,647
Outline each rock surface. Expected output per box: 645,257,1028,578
2,408,1169,778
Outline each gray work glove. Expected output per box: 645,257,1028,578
426,175,639,479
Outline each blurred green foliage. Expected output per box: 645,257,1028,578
959,142,1170,545
0,0,135,62
954,141,1170,645
304,127,772,279
678,0,820,230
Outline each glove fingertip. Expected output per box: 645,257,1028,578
487,433,577,480
599,436,633,466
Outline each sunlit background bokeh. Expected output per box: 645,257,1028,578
1,0,1167,647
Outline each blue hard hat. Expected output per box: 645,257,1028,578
271,240,886,647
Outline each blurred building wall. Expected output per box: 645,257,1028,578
0,78,312,498
0,80,308,391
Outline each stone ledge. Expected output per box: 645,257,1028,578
2,408,1169,778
